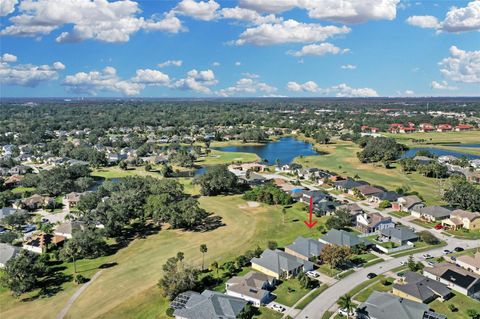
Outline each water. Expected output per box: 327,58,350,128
443,144,480,148
213,137,320,165
402,148,480,160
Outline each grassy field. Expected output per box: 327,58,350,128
195,149,259,166
295,141,446,205
273,278,312,307
353,277,394,302
430,292,480,319
0,196,328,319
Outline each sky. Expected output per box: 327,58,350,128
0,0,479,98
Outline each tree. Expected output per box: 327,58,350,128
158,254,199,300
267,241,278,250
407,255,417,271
418,231,439,245
466,309,479,319
320,244,351,269
443,176,480,211
337,294,354,318
357,137,407,163
1,250,47,297
119,161,128,170
144,164,152,172
378,200,391,209
282,207,287,224
194,165,238,196
200,244,208,271
61,229,108,274
326,209,354,230
210,261,219,275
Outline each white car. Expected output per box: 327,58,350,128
271,304,286,312
306,270,320,278
423,254,432,259
427,261,435,267
338,308,355,317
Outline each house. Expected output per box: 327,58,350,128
392,271,451,304
225,271,275,306
349,185,384,197
338,203,364,217
238,172,267,185
456,251,480,276
438,155,458,164
300,190,331,204
356,212,395,234
379,227,419,246
413,156,434,165
0,207,26,221
333,179,368,192
455,124,474,131
228,163,266,174
275,164,292,173
9,165,29,175
15,194,54,210
54,221,86,239
392,195,424,212
370,191,399,204
285,236,325,261
356,291,446,319
470,159,480,169
312,200,338,215
251,249,313,279
298,167,320,180
63,192,85,208
423,262,480,297
441,210,480,231
171,290,247,319
23,233,65,254
319,229,373,248
4,174,23,188
0,243,19,268
411,206,451,222
419,123,435,133
437,124,452,132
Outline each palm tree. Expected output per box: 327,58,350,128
210,261,219,275
337,294,354,318
200,244,208,271
282,207,287,224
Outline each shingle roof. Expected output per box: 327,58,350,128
285,236,325,259
251,249,311,276
457,252,480,269
394,271,451,302
416,206,451,219
0,243,19,266
424,262,480,290
320,229,370,247
380,227,418,242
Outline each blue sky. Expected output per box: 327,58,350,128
1,0,479,98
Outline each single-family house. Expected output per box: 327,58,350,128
392,271,451,304
411,206,451,222
437,124,452,132
438,155,458,164
238,172,267,185
23,233,65,254
0,243,19,268
251,249,313,279
54,221,86,239
379,227,419,246
300,190,331,205
392,195,424,212
370,191,399,204
333,179,368,192
285,236,325,261
423,262,480,297
298,167,319,180
9,165,29,175
356,292,446,319
15,194,54,210
225,271,275,306
171,290,247,319
442,210,480,231
356,212,395,234
350,185,384,197
456,251,480,276
63,192,85,208
470,159,480,169
338,203,364,217
0,207,26,221
455,124,474,131
319,229,373,248
4,174,23,188
312,200,338,215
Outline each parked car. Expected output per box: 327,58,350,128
367,273,377,279
423,254,432,259
427,261,435,267
434,224,443,230
443,249,452,254
306,270,320,278
450,256,457,261
454,247,464,252
271,304,286,312
338,308,355,317
22,224,36,233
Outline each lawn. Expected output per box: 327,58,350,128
353,277,395,302
443,229,480,239
295,284,329,309
430,292,480,319
195,149,259,166
253,307,283,319
294,141,446,205
409,219,438,229
273,278,312,307
11,186,36,194
347,275,386,298
389,211,410,218
0,195,331,319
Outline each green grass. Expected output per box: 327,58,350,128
353,277,395,302
273,278,312,307
321,311,334,319
429,292,480,319
409,219,438,229
296,284,329,309
11,186,35,194
317,264,344,277
389,211,410,218
443,229,480,239
348,275,386,298
195,149,259,166
253,307,283,319
389,241,446,258
294,141,446,205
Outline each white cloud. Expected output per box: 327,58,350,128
0,0,17,16
63,67,143,96
341,64,356,69
242,72,259,78
174,0,220,21
406,15,440,29
220,6,280,25
1,0,185,42
158,60,183,68
406,0,480,32
173,69,218,94
404,89,415,96
212,61,221,67
0,55,65,87
1,53,17,62
131,69,170,85
287,43,348,57
234,19,350,46
431,80,458,90
439,46,480,83
239,0,400,24
286,80,319,92
217,77,277,96
328,83,378,97
235,61,242,66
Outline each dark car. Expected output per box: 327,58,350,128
454,247,464,252
367,273,377,279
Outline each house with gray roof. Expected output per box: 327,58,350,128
171,290,247,319
380,227,419,246
226,271,275,306
0,207,26,221
0,243,19,268
54,221,86,239
411,206,451,222
356,292,446,319
319,229,373,248
333,179,368,192
423,262,480,297
251,249,313,279
393,271,451,304
392,195,424,212
285,236,325,261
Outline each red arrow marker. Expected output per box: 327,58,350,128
304,196,318,229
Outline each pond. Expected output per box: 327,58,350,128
402,148,480,160
213,137,321,165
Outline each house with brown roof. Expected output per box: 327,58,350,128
456,251,480,276
391,195,424,212
225,271,275,306
442,210,480,231
356,212,395,234
348,184,384,197
14,194,54,210
23,233,65,254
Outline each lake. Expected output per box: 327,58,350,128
403,148,480,160
213,137,320,165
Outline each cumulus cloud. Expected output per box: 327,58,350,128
0,54,65,87
406,0,480,32
173,69,218,94
439,46,480,83
220,6,280,25
217,77,277,96
431,80,458,90
341,64,356,69
0,0,17,16
286,80,378,97
131,69,170,85
286,81,319,92
404,89,415,96
239,0,399,23
1,0,185,42
234,19,350,46
242,72,259,78
212,61,221,67
158,60,183,68
235,61,242,66
174,0,220,21
287,43,348,57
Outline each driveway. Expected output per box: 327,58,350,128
36,210,69,224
